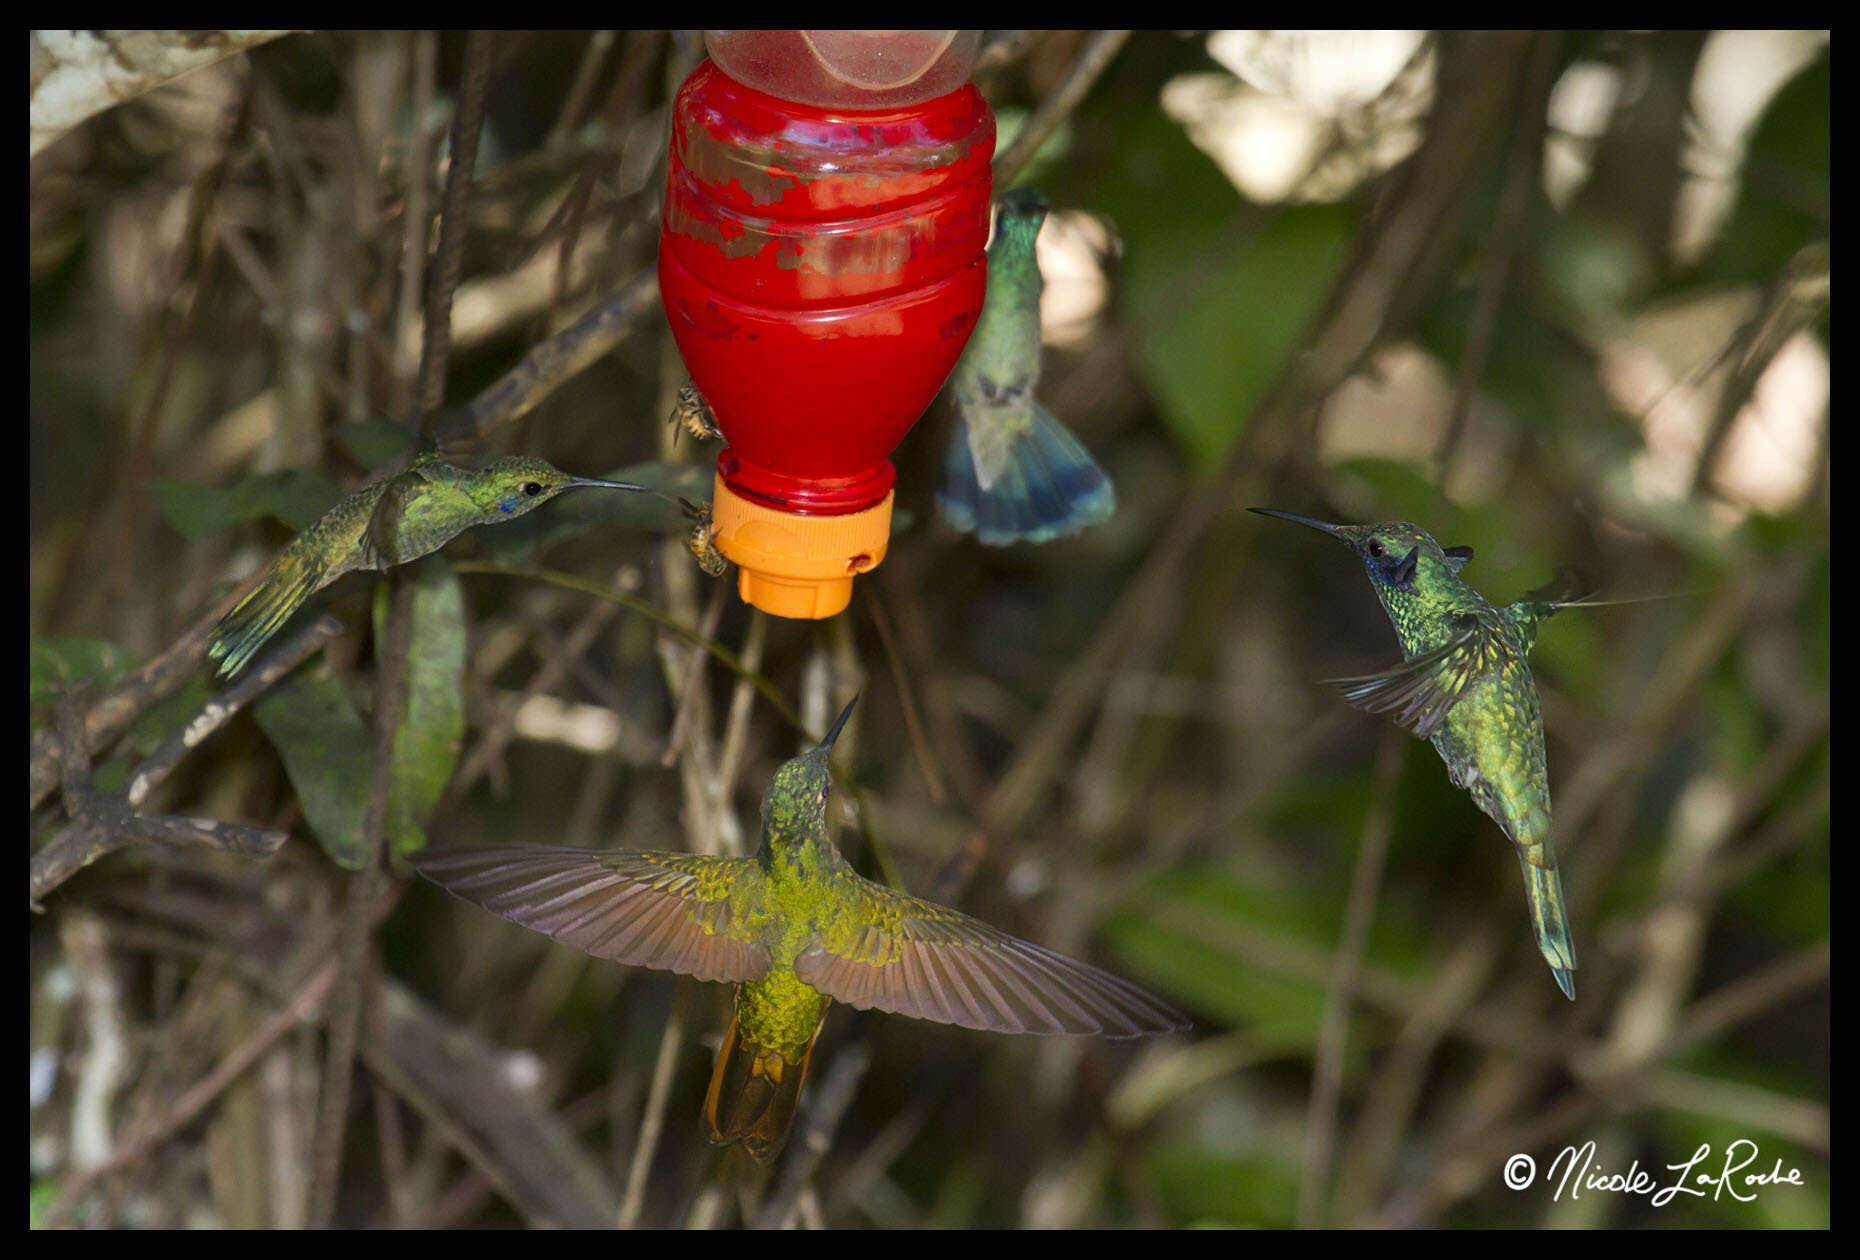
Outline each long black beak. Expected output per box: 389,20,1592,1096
817,695,859,754
1248,507,1348,539
566,477,651,492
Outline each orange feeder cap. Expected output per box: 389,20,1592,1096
710,474,891,619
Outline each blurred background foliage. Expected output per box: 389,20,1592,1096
29,30,1828,1228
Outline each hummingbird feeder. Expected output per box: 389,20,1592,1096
658,30,994,618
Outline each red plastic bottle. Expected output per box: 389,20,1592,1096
659,30,993,618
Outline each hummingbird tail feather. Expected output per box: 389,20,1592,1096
703,1013,819,1165
937,402,1115,546
1516,846,1578,1000
207,552,325,679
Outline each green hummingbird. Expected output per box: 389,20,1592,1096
412,698,1188,1163
936,188,1116,546
1250,508,1595,1000
207,452,647,678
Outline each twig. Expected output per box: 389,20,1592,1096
713,610,769,807
445,581,626,805
1688,242,1832,499
544,31,615,151
863,590,947,806
29,616,334,908
1434,32,1558,482
972,30,1044,92
305,624,400,1226
415,29,492,435
618,979,688,1228
433,270,661,452
125,613,344,808
310,32,494,1227
1332,924,1499,1224
454,562,805,732
44,954,340,1225
392,30,437,413
1298,727,1404,1228
29,580,258,811
993,30,1129,185
661,580,730,768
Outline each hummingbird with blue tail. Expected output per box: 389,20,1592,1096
207,452,649,678
936,189,1116,546
413,697,1188,1163
1250,508,1613,1000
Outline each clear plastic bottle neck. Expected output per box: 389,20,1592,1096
703,30,980,110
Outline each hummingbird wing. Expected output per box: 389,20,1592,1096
1323,620,1499,739
358,457,475,570
411,846,770,983
794,880,1187,1038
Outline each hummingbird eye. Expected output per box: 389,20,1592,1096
1367,540,1385,558
521,481,543,497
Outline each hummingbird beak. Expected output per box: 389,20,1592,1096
817,695,859,754
566,477,651,492
1247,508,1350,540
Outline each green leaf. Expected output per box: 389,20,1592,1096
1141,202,1355,468
253,668,372,870
1082,102,1356,468
152,471,342,538
335,417,423,468
1708,51,1829,286
1146,1143,1300,1228
375,557,467,858
1105,859,1428,1045
29,637,136,733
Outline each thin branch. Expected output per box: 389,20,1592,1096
30,616,335,908
972,30,1044,92
433,270,661,453
392,30,437,413
44,954,340,1225
993,30,1129,185
1434,32,1558,482
125,613,345,808
1299,727,1404,1228
453,562,806,733
618,979,688,1228
660,580,730,768
415,29,493,434
29,580,258,811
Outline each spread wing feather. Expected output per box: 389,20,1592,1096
411,846,769,984
795,883,1188,1038
1323,622,1497,739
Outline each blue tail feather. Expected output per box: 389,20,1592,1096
936,403,1115,546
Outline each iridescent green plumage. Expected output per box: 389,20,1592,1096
1251,508,1583,1000
413,699,1187,1164
937,188,1115,545
206,453,646,677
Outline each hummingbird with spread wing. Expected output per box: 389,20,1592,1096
1251,508,1610,1000
207,452,648,678
413,699,1188,1163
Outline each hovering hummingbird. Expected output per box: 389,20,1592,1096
936,189,1116,546
1250,508,1599,1000
207,453,647,677
413,698,1187,1163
